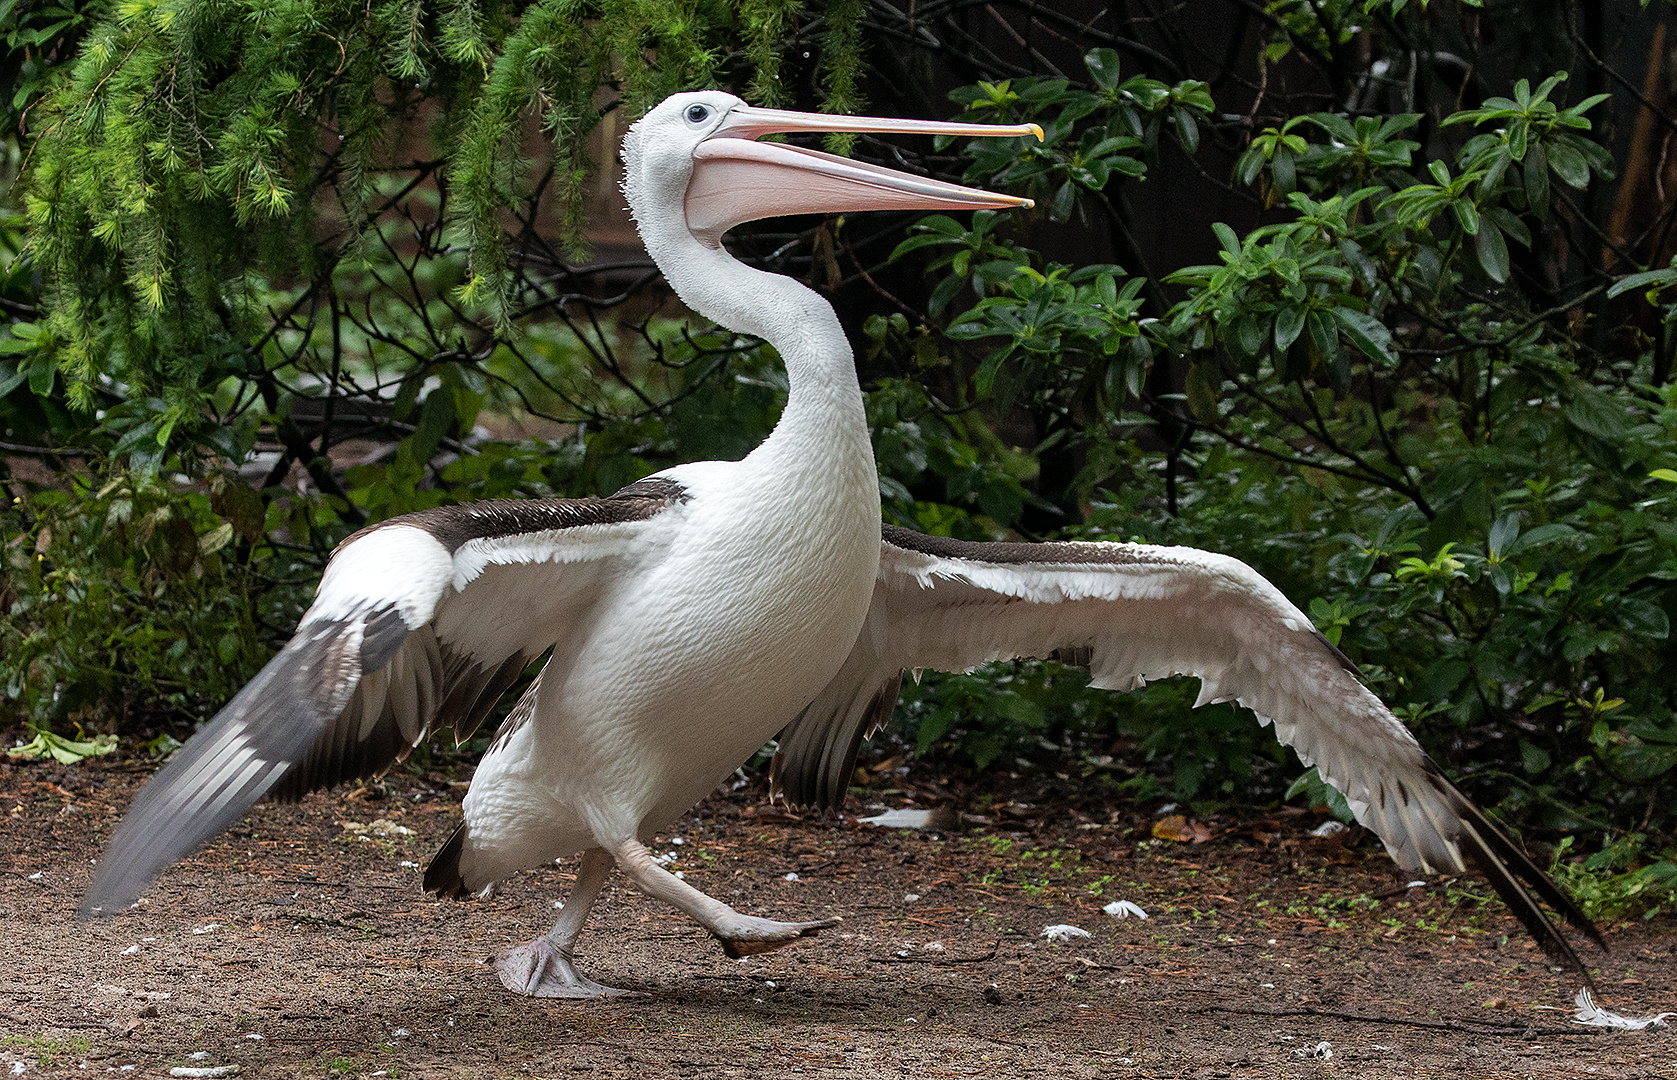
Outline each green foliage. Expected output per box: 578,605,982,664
949,51,1211,221
4,0,1676,867
1550,835,1677,921
1,469,274,731
15,0,870,409
874,46,1677,836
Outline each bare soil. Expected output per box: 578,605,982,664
2,750,1674,1079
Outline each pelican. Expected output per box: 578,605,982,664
83,91,1602,998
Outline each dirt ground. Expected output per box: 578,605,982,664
2,749,1674,1080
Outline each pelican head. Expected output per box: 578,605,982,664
623,91,1039,252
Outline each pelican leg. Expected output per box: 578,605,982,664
608,837,839,957
495,848,635,998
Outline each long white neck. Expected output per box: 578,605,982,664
630,187,874,495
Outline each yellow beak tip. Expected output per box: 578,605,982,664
1027,123,1045,142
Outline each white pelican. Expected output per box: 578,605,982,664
83,91,1602,997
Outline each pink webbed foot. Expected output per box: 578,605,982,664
712,914,842,958
494,937,638,999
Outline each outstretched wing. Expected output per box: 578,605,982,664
773,525,1604,976
82,478,688,915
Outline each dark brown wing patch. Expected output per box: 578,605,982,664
340,478,688,555
277,477,689,796
883,523,1147,566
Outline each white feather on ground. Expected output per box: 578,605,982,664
1572,988,1674,1029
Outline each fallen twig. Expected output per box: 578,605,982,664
1198,1003,1599,1038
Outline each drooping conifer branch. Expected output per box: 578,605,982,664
22,0,866,404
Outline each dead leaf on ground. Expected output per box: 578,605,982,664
1152,814,1212,844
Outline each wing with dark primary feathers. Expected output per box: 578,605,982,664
81,479,688,916
772,525,1605,984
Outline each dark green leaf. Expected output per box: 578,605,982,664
1507,120,1528,161
1453,199,1480,235
1235,145,1265,187
1084,48,1123,91
1274,306,1306,350
1184,363,1219,422
1606,266,1677,299
1212,221,1242,260
1307,113,1356,142
410,389,455,463
391,373,422,421
1486,207,1531,248
1234,315,1266,358
111,419,161,457
1306,308,1338,368
1618,598,1670,640
1050,180,1076,221
1415,658,1471,701
1563,386,1631,440
928,273,967,317
974,346,1010,400
1505,523,1577,556
27,357,55,396
1271,149,1295,193
1173,106,1199,153
1330,308,1395,364
1474,220,1510,283
1488,513,1519,557
1617,742,1677,782
1547,140,1590,188
1519,741,1551,775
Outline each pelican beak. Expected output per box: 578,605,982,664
685,105,1042,247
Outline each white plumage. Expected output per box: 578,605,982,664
84,90,1600,998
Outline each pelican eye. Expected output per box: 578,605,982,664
685,104,710,124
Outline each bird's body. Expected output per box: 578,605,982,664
84,90,1602,998
445,214,885,888
453,447,880,885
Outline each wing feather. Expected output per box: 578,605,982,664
83,482,686,915
775,525,1603,980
